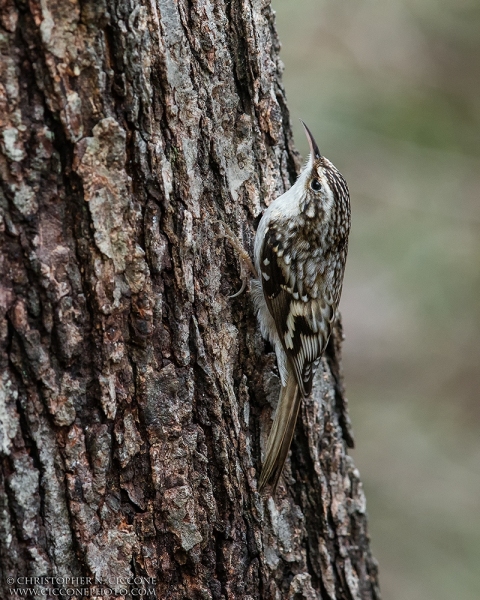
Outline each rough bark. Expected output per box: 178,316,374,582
0,0,380,598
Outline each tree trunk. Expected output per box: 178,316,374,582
0,0,380,598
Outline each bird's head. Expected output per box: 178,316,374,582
293,121,349,222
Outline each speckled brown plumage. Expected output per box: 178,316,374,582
254,124,351,491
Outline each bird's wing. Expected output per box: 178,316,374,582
259,228,335,396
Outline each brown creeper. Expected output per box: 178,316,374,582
254,122,351,492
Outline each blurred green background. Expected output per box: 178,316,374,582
272,1,480,598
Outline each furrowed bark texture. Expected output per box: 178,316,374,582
0,1,380,598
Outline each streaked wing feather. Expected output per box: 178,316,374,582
260,230,333,396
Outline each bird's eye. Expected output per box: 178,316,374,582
310,178,322,192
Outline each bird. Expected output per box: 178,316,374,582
253,121,351,492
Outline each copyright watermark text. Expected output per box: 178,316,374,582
5,576,157,597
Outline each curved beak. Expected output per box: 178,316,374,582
300,120,321,160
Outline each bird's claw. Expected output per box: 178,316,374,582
228,277,247,299
215,220,257,298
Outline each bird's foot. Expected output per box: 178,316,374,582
215,221,257,298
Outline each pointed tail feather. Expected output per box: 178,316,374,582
258,369,300,493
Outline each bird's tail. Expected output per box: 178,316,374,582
258,367,300,493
